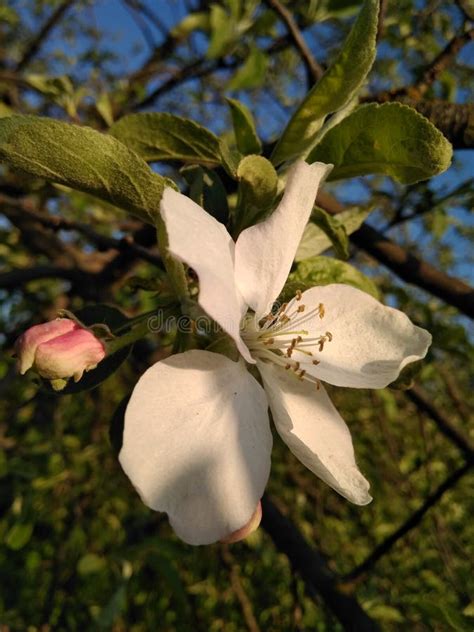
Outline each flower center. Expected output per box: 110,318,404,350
242,290,333,386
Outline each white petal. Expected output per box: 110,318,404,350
234,161,333,318
258,361,371,505
160,188,252,362
288,284,432,388
119,350,272,545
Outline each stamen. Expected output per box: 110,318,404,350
295,290,302,301
297,304,305,313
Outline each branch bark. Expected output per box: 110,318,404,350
263,0,324,84
342,460,472,583
261,496,381,632
15,1,76,72
316,191,474,319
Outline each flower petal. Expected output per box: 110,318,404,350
287,284,432,388
234,161,332,318
160,188,252,362
119,350,272,545
35,328,105,380
258,361,371,505
15,318,79,374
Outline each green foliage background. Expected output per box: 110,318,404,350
0,0,473,630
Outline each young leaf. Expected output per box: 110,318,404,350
310,206,350,260
181,165,229,223
207,4,237,59
308,102,453,184
225,97,262,155
295,206,372,261
289,255,379,298
271,0,379,165
234,155,278,233
0,116,171,223
227,47,268,91
109,113,221,166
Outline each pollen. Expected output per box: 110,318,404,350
241,290,333,387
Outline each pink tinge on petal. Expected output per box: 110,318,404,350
15,318,79,374
34,328,106,381
220,501,262,544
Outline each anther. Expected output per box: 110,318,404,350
295,290,302,301
318,303,325,319
326,331,333,341
312,359,320,365
297,304,305,313
263,337,275,346
298,369,306,380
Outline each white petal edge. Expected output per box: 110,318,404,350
119,350,272,545
160,188,253,362
234,160,333,318
258,361,371,505
288,284,432,388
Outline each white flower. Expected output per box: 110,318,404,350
119,161,431,545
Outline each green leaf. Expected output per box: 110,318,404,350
109,113,221,166
227,47,268,91
225,97,262,155
0,116,171,223
234,155,278,232
181,165,229,223
219,139,244,178
296,206,372,260
96,585,128,628
45,305,133,395
271,0,379,165
77,553,106,575
5,523,34,550
171,11,209,40
309,206,349,260
308,102,453,184
207,4,236,59
289,256,379,298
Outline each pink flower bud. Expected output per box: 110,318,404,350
220,501,262,544
15,318,106,383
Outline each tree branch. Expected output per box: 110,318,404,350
15,1,76,72
316,191,474,319
342,460,472,583
406,385,474,460
261,496,381,632
263,0,324,84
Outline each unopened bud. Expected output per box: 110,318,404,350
15,318,106,387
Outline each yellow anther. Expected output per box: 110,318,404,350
279,315,290,324
297,305,305,313
295,290,302,301
318,303,325,319
278,302,288,314
326,331,333,341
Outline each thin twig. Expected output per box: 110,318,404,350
406,385,474,459
261,496,381,632
221,545,261,632
264,0,324,84
317,191,474,319
15,1,76,72
342,460,472,583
